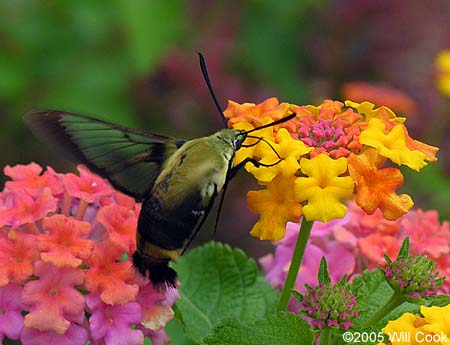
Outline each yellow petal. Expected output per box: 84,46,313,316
359,118,428,171
247,175,302,241
295,155,354,222
420,305,450,337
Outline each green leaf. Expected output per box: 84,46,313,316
317,256,331,284
424,294,450,307
350,269,419,330
201,312,313,345
169,242,279,343
396,237,410,259
166,318,197,345
351,269,394,327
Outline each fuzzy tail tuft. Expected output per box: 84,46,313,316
132,251,177,289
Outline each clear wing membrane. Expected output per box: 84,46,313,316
25,110,183,200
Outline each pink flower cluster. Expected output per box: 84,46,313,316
260,201,449,310
0,163,177,345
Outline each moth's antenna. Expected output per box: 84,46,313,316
244,113,296,135
245,135,283,160
198,52,227,127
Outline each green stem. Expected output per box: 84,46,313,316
277,219,314,311
361,292,405,327
320,327,333,345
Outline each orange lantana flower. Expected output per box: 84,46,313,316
347,148,413,220
224,97,291,127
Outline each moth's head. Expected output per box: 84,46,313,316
216,128,247,151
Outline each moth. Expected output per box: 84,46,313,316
25,54,295,289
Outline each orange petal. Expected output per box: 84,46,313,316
348,149,414,220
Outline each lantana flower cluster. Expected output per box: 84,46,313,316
298,282,358,330
260,201,449,311
0,163,176,345
224,98,438,241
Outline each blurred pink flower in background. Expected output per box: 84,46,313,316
261,201,450,312
0,163,177,345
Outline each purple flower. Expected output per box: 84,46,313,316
0,283,25,341
87,294,144,345
20,324,88,345
260,220,355,311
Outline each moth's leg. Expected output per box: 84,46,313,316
228,157,282,180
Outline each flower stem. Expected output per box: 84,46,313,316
361,292,404,327
277,219,314,311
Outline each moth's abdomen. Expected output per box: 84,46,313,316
133,192,205,288
132,251,177,289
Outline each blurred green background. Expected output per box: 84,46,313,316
0,0,448,255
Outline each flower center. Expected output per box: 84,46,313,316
296,116,361,158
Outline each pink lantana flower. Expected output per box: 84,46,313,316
21,261,85,334
401,209,450,260
87,294,144,345
260,220,355,311
0,188,57,228
261,201,450,311
0,163,176,345
20,323,89,345
136,284,175,331
38,215,94,268
97,204,137,253
84,244,139,306
0,230,39,286
63,165,113,203
0,283,25,342
4,163,64,196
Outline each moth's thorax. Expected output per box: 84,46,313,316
152,132,238,209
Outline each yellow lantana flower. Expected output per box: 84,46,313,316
420,305,450,340
247,128,312,182
295,155,354,222
359,118,428,171
231,119,275,166
247,175,302,241
382,304,450,345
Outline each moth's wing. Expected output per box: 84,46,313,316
24,110,184,201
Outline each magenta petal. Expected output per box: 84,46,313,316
0,311,23,339
21,323,88,345
88,294,144,344
104,326,144,345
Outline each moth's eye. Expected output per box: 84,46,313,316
233,138,243,149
